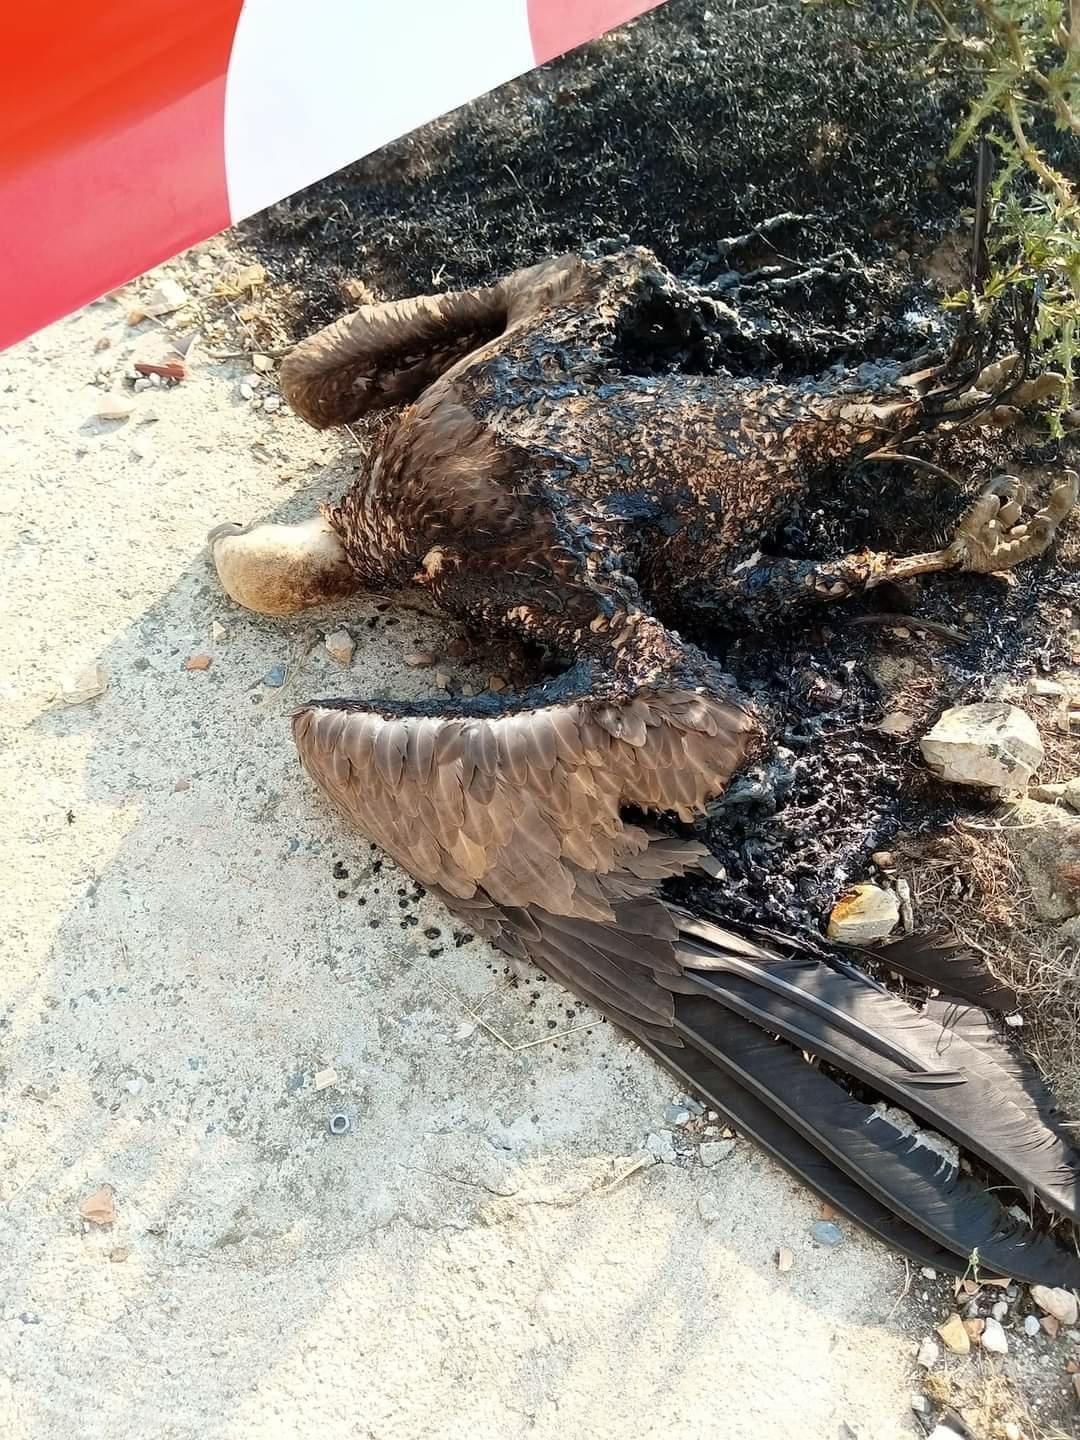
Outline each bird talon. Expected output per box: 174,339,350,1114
950,471,1076,575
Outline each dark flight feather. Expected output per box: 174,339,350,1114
673,1003,1080,1287
870,933,1019,1013
638,1030,973,1275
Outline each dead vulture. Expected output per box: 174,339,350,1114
210,248,1080,1284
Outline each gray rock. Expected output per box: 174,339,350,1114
920,702,1044,790
263,664,286,688
664,1103,691,1126
644,1131,677,1165
811,1220,844,1247
991,1300,1008,1321
699,1139,735,1167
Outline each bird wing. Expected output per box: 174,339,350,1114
292,687,757,922
292,687,1080,1285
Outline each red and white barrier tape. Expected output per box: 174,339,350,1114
1,0,664,351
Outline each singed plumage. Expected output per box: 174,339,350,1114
209,248,1080,1283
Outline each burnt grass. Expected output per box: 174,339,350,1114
243,0,1079,941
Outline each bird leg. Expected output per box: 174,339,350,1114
702,470,1077,624
864,469,1078,585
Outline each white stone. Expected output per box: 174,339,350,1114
916,1337,939,1369
920,703,1043,790
991,1300,1008,1321
827,883,900,943
1030,1284,1079,1326
262,394,281,413
138,278,188,316
60,664,108,705
92,393,135,422
1023,1314,1041,1337
980,1316,1008,1354
252,353,275,373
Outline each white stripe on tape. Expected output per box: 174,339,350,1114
224,0,536,221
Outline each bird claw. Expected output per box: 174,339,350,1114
948,470,1078,574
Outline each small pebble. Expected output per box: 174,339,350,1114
252,353,274,373
263,664,286,688
324,628,355,666
937,1313,970,1354
173,777,190,792
184,654,212,671
109,1246,130,1263
910,1394,929,1416
138,278,188,316
664,1103,691,1126
124,1077,145,1095
1023,1314,1041,1337
776,1245,794,1272
697,1195,722,1223
262,394,281,413
1040,1314,1059,1338
460,683,476,698
872,851,896,869
699,1139,735,1167
810,1220,844,1247
644,1131,677,1164
133,377,152,393
211,621,227,643
916,1337,939,1369
980,1316,1008,1354
434,671,451,691
1028,677,1065,697
1003,1425,1020,1440
1030,1285,1079,1326
879,712,915,736
404,650,435,668
488,675,508,692
313,1067,338,1092
239,382,254,401
92,393,136,422
992,1300,1008,1321
60,664,108,706
919,1266,937,1280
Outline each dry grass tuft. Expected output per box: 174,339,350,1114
904,823,1080,1113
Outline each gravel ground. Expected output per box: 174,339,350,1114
0,253,941,1440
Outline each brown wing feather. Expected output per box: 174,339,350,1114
293,689,757,922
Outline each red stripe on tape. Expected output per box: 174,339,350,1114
0,1,242,350
527,0,664,64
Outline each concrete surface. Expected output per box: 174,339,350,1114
0,252,925,1440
